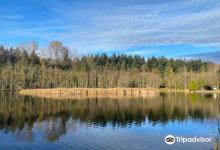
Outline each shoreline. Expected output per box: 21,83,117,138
18,88,220,100
158,89,220,93
19,88,157,100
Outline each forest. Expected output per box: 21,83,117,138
0,41,219,91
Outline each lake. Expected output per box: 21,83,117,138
0,92,219,150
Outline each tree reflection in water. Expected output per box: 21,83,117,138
0,92,219,142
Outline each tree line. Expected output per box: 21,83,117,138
0,41,219,90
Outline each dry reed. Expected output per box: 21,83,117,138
19,88,158,100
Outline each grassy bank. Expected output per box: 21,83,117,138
159,89,220,93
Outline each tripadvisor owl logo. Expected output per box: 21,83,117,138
165,135,175,145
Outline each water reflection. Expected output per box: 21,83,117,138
0,92,219,144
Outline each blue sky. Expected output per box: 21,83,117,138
0,0,220,61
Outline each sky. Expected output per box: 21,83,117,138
0,0,220,62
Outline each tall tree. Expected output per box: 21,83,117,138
164,63,174,89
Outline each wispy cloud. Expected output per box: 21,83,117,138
181,51,220,63
0,14,24,20
0,0,220,55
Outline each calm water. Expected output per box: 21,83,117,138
0,92,219,150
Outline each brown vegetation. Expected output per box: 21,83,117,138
19,88,158,99
19,88,220,100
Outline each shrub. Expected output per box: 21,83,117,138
188,80,198,91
